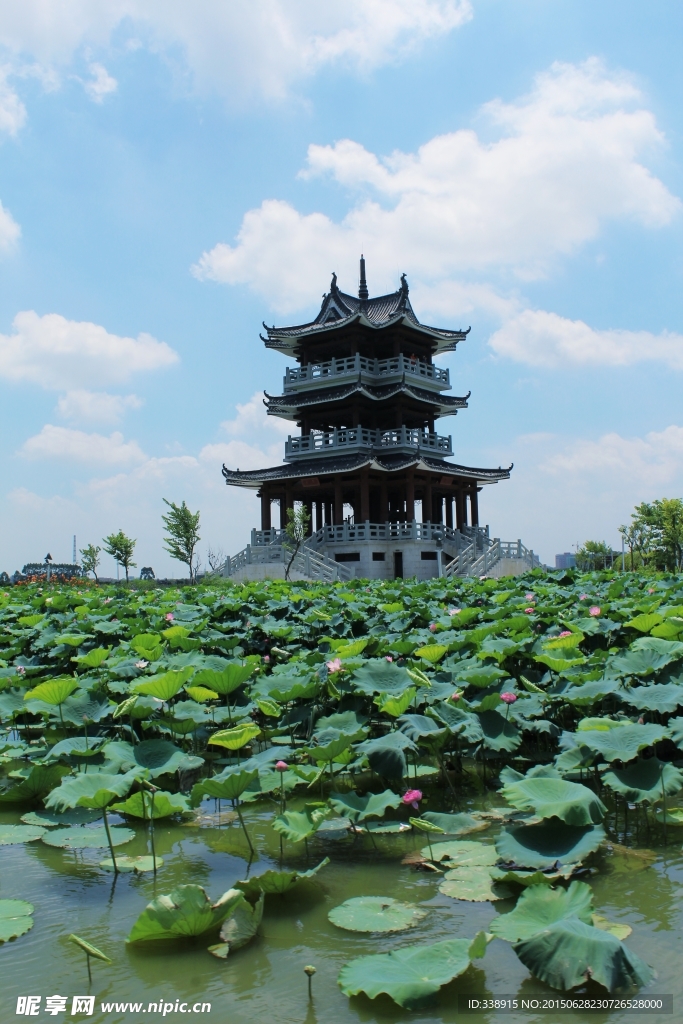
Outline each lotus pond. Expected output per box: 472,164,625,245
1,571,683,1023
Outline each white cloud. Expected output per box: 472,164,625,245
221,391,290,439
0,199,19,249
56,389,143,424
194,60,680,311
0,64,25,134
0,1,471,101
543,425,683,487
489,309,683,369
83,62,117,102
20,424,147,465
0,310,178,390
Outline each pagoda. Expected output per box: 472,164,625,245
222,258,512,579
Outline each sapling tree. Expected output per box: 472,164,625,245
103,530,137,581
79,544,101,582
284,503,311,580
162,499,201,582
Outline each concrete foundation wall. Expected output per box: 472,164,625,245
486,558,533,578
226,564,310,582
317,539,453,580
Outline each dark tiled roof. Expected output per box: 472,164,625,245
265,381,469,416
222,454,512,488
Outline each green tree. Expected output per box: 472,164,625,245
630,499,683,571
79,543,101,582
284,503,311,580
103,530,137,581
162,499,201,582
576,540,615,571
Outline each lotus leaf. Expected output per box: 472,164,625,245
208,723,260,750
329,896,426,933
44,736,104,759
421,811,490,835
625,613,664,632
602,757,683,804
423,839,497,866
193,662,253,696
53,634,94,647
478,709,521,753
42,825,135,848
592,914,632,940
0,764,70,804
496,822,605,870
454,665,508,688
134,669,194,701
352,660,413,695
329,790,401,823
104,739,203,777
0,824,46,844
127,885,244,943
336,639,369,659
620,683,683,714
185,685,219,703
111,790,191,818
25,678,79,705
21,808,100,827
45,770,138,811
513,917,653,992
439,866,510,902
490,881,594,941
72,647,111,669
543,632,584,650
68,934,112,962
191,768,259,804
534,652,586,672
414,644,448,664
0,900,34,942
502,777,606,825
374,688,416,717
208,892,264,958
338,933,487,1008
272,805,329,842
576,723,669,763
235,857,329,897
99,855,163,873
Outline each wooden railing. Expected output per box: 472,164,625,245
284,354,449,391
285,426,453,460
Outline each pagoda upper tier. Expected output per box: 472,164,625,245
261,261,469,361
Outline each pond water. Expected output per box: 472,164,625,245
1,792,681,1024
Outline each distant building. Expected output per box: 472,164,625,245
555,552,576,569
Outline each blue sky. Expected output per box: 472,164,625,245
1,0,682,576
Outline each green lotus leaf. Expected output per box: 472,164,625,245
191,768,259,804
414,644,448,664
134,669,194,701
351,659,414,696
355,730,415,780
602,757,683,805
534,652,586,672
513,917,653,992
20,808,100,827
496,822,605,870
439,866,511,902
374,688,416,717
479,709,521,753
45,770,138,811
620,683,683,714
576,723,669,763
652,805,683,825
336,639,369,659
111,790,191,818
127,884,244,943
18,614,44,627
25,678,79,705
576,717,628,732
263,676,320,702
592,914,633,940
42,825,135,848
303,731,359,762
131,633,163,653
208,722,261,751
208,892,264,958
254,697,281,717
0,824,46,844
53,634,94,647
424,839,498,866
490,881,594,941
72,647,111,669
329,896,427,933
235,857,329,897
328,789,401,824
161,625,191,639
0,764,70,804
185,685,219,703
421,811,490,835
272,805,329,842
625,614,664,632
454,665,509,689
337,934,487,1009
428,703,484,743
44,736,104,759
502,777,606,825
68,934,112,962
490,867,563,887
543,632,584,650
562,679,623,706
410,816,445,834
0,900,34,942
193,662,253,696
103,739,204,778
99,855,163,873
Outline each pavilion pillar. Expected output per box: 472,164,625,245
380,480,389,523
456,490,465,530
433,493,442,523
303,499,313,535
406,470,415,522
315,501,322,532
360,468,370,523
260,487,271,531
284,484,294,528
445,494,453,529
424,477,433,524
470,488,479,526
334,478,343,525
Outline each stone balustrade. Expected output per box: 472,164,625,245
285,425,453,460
283,353,450,392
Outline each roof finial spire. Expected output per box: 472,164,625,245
358,254,369,301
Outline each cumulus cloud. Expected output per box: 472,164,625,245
0,199,19,249
543,425,683,487
83,62,117,102
194,60,680,311
56,389,143,424
221,391,290,438
0,310,178,390
0,64,25,134
489,309,683,369
0,0,471,101
20,424,147,464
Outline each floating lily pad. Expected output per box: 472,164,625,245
99,856,163,873
421,811,490,835
21,808,101,828
439,866,510,902
329,896,426,933
592,914,632,940
0,900,34,942
490,881,593,941
0,824,46,844
422,840,497,866
338,933,488,1009
42,825,135,849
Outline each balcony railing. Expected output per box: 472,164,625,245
283,354,450,392
284,426,453,460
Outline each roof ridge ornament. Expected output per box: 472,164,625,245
358,254,369,302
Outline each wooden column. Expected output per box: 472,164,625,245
315,501,322,532
470,488,479,526
334,478,343,525
456,490,465,530
432,493,442,523
406,470,415,522
445,494,453,528
260,487,271,531
360,468,370,523
284,484,294,528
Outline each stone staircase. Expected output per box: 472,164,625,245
213,541,354,583
443,538,541,578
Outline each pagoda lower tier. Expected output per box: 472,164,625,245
222,451,511,532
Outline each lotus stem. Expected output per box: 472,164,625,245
86,953,92,985
102,807,118,874
235,804,254,856
661,766,667,845
150,790,157,874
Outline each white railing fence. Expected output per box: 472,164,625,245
284,353,449,390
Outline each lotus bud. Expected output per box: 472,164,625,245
589,606,601,617
500,692,517,704
275,760,289,772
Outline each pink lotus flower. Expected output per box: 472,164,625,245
450,691,462,702
500,692,517,704
326,658,342,673
525,593,535,601
579,593,588,600
429,623,438,632
165,612,174,621
264,655,270,663
135,660,149,669
385,655,393,662
589,606,601,617
559,631,572,638
648,588,655,594
449,608,461,616
103,597,112,604
16,665,25,675
402,789,422,810
275,760,289,772
524,607,534,614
